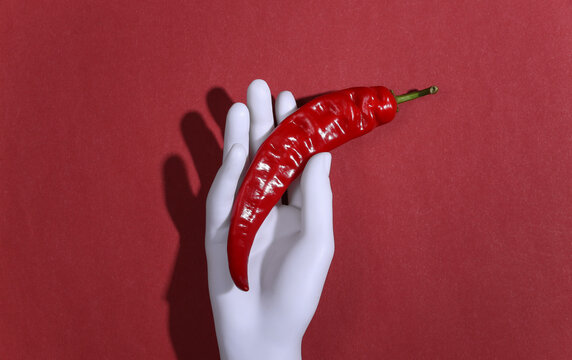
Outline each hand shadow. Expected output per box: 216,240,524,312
163,88,232,360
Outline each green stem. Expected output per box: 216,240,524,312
395,86,439,104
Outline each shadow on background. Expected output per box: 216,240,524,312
296,91,330,108
163,87,232,360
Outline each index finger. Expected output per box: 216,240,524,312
223,102,250,161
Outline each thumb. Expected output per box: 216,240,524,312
301,153,334,242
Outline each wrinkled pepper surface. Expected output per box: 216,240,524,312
229,85,438,291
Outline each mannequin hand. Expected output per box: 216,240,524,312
205,79,334,360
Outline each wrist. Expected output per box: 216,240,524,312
218,337,302,360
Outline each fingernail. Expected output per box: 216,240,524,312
229,102,248,118
225,143,246,163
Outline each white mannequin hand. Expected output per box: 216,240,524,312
205,79,334,360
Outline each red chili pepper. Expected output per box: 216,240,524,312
228,85,438,291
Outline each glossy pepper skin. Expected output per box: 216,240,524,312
228,86,398,291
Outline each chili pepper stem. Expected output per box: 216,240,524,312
395,86,438,104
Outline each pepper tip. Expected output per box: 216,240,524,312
233,276,249,291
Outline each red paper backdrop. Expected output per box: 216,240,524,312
2,0,571,359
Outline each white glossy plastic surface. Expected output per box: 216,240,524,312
205,79,335,360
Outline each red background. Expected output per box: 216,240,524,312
2,0,571,359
